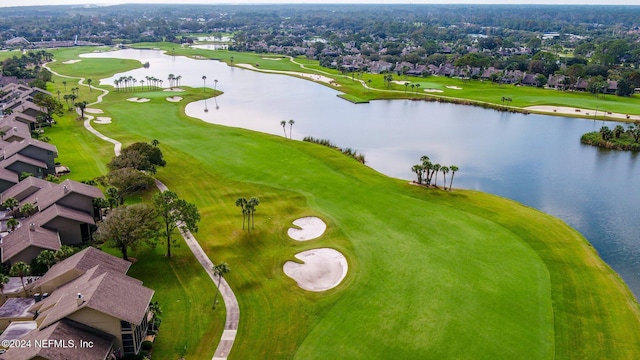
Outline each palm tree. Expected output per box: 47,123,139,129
212,262,230,309
140,80,144,90
35,250,57,270
151,139,160,147
235,197,247,229
448,165,459,191
62,81,67,91
411,164,424,184
3,197,18,213
280,121,287,137
246,197,260,231
0,273,9,301
367,79,372,92
202,75,207,92
214,79,218,91
87,79,92,92
176,75,182,88
6,218,19,232
20,203,35,217
10,262,31,295
168,74,175,89
441,166,450,189
415,83,421,93
288,120,295,139
432,163,441,187
75,101,89,119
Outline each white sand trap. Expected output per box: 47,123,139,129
424,88,444,93
164,88,185,92
446,86,463,90
62,59,81,64
85,108,103,114
94,117,112,124
262,57,283,60
392,80,410,85
283,248,348,292
288,217,327,241
166,96,182,103
127,97,150,103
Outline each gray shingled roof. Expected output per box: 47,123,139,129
36,265,152,328
1,138,58,160
1,176,53,203
30,247,131,291
0,167,18,184
32,203,96,227
35,179,105,212
0,153,48,169
0,319,114,360
0,223,61,263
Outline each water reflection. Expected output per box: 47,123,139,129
81,49,640,299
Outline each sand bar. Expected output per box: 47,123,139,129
236,63,339,86
525,105,640,121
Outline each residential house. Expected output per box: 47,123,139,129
0,247,154,359
0,178,104,265
0,138,58,177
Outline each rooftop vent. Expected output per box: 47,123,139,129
63,185,68,194
76,293,84,306
29,223,35,231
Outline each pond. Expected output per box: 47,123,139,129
82,49,640,299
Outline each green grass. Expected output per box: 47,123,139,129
45,48,640,359
128,43,640,119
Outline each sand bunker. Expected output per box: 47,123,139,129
424,88,444,93
392,80,411,85
164,88,185,92
236,64,339,86
262,57,283,60
283,248,348,292
62,60,81,64
446,86,463,90
85,108,103,114
94,117,112,124
166,96,182,103
525,105,640,121
127,98,150,103
288,217,327,241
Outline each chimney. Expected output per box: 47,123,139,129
76,293,84,306
29,223,35,231
63,185,68,194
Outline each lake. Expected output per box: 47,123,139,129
82,49,640,299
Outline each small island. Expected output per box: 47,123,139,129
581,122,640,151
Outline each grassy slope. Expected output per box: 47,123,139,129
49,49,640,359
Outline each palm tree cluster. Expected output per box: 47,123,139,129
384,74,394,88
235,197,260,233
411,155,459,191
279,120,295,139
600,123,640,142
167,74,182,89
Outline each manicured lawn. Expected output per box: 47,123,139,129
47,50,640,359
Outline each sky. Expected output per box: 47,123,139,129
1,0,639,8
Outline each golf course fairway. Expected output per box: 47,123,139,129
45,51,640,360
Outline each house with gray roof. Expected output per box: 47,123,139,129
0,247,154,359
0,139,58,178
0,178,104,265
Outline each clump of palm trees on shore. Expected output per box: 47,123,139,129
303,136,366,164
411,155,458,191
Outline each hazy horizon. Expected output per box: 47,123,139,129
1,0,639,8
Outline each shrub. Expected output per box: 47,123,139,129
142,340,153,351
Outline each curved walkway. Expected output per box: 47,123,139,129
44,62,239,360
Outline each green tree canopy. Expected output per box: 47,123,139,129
94,204,159,261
